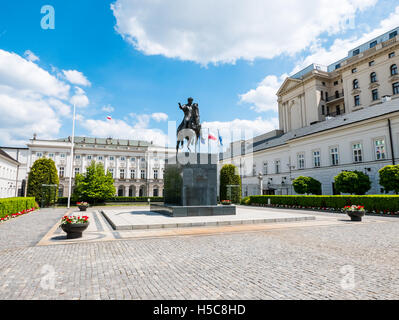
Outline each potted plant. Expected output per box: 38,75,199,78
221,199,232,205
60,216,89,239
344,205,365,221
77,201,89,211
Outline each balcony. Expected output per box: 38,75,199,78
325,106,345,118
326,91,344,103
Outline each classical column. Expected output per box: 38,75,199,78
125,185,129,197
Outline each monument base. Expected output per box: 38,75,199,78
151,203,236,217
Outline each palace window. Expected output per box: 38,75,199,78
141,170,146,179
60,153,66,158
75,155,81,159
130,157,136,162
119,169,125,179
372,89,379,101
390,31,397,39
130,169,135,179
352,143,363,163
321,105,325,115
87,155,92,160
48,153,54,159
108,168,114,177
353,79,359,89
393,82,399,95
154,169,158,180
297,154,305,170
275,160,280,174
391,64,398,76
313,151,321,168
353,49,360,56
370,72,377,83
98,156,103,161
352,68,357,73
74,167,80,177
109,156,114,161
375,139,386,160
120,156,125,161
354,95,360,106
321,91,324,100
59,167,64,178
389,52,395,59
330,147,339,166
252,164,256,176
369,60,375,66
263,162,268,175
36,152,43,157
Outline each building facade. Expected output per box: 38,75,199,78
220,27,399,196
0,149,19,198
1,136,174,199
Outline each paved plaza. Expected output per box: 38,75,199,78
0,205,398,299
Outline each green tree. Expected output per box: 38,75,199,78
379,165,399,194
292,176,308,194
73,161,116,204
334,170,371,195
220,164,241,203
27,158,59,206
292,176,322,195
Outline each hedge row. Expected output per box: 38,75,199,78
0,197,37,218
247,195,399,213
57,196,164,204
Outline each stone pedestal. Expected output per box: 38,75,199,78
151,153,236,217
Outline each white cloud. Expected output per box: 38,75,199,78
202,117,279,144
239,75,286,113
0,49,87,146
23,50,39,62
70,86,89,107
151,112,168,122
101,104,115,113
292,5,399,73
82,118,168,146
62,69,91,86
0,49,70,98
111,0,376,65
240,5,399,114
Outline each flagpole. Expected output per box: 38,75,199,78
208,128,210,154
67,103,76,210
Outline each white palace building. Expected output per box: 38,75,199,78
1,136,173,199
220,27,399,196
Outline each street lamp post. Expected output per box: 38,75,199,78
257,172,263,195
67,103,76,209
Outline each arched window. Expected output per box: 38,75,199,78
370,72,377,83
118,185,124,197
391,64,398,76
353,79,359,89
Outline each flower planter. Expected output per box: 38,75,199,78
61,222,90,239
78,206,88,211
347,210,365,222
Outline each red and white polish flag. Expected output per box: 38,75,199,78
106,116,112,120
208,133,217,141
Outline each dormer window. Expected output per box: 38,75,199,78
370,40,377,48
353,49,360,56
389,31,397,39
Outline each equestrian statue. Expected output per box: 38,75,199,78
176,97,201,153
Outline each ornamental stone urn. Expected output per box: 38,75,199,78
61,222,89,239
347,210,365,222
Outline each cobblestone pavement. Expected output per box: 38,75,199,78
0,207,398,299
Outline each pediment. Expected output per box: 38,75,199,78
277,77,302,96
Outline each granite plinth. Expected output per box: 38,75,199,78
164,153,218,207
150,203,236,217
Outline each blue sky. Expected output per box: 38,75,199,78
0,0,398,148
